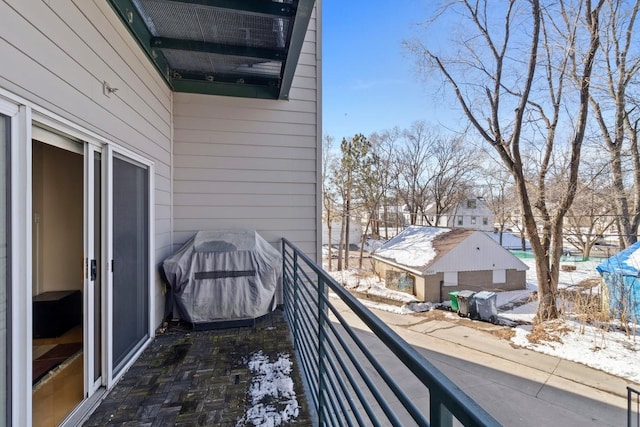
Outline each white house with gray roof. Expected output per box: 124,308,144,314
372,226,528,302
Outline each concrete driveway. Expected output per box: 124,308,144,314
331,298,636,427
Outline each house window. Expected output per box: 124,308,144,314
483,217,488,226
467,199,476,209
471,216,477,225
457,216,463,226
493,269,506,284
443,271,458,286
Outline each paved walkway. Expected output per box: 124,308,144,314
331,298,638,427
82,310,311,427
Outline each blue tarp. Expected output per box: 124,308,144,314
596,242,640,322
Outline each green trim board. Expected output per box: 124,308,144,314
278,0,315,100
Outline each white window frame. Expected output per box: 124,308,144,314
493,269,506,284
443,271,458,286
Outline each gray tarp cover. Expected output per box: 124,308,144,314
162,230,282,323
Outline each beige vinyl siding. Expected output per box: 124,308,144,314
0,0,173,326
172,8,320,258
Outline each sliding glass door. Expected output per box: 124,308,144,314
110,153,150,374
0,112,10,427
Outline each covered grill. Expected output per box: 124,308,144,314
162,230,282,328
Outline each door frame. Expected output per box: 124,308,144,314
84,142,103,394
0,96,19,427
0,88,156,425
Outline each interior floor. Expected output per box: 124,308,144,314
32,325,83,427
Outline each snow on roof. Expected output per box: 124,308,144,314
485,231,531,250
373,226,451,269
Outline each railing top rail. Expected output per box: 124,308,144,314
282,238,500,427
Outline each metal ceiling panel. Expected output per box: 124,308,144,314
108,0,314,99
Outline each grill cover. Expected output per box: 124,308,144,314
162,230,282,325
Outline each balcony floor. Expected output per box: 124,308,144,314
82,309,311,426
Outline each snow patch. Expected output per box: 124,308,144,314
237,351,299,427
512,321,640,384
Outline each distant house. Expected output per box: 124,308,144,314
372,226,528,302
322,221,363,246
596,242,640,323
424,197,495,232
376,197,495,232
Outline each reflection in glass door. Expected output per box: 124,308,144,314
111,155,149,374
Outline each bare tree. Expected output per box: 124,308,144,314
395,121,434,225
588,0,640,248
564,155,617,257
366,130,400,240
407,0,605,321
481,161,517,243
424,134,478,226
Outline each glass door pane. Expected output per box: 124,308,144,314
112,155,149,373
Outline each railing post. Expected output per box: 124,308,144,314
318,275,326,425
431,394,453,427
630,386,639,427
627,386,631,427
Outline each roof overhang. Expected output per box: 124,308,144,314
107,0,315,99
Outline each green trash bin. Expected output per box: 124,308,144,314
449,291,460,312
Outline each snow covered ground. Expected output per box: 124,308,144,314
325,255,640,385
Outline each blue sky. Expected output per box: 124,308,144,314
322,1,461,141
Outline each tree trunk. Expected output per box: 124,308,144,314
359,220,371,268
326,213,333,271
337,217,345,271
344,199,350,269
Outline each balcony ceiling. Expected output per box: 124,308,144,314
108,0,314,99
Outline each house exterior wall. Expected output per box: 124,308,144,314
506,269,527,290
172,8,321,259
373,258,526,302
372,259,427,300
1,0,174,329
423,270,525,302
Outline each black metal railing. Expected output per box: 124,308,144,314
281,238,500,427
630,386,640,427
